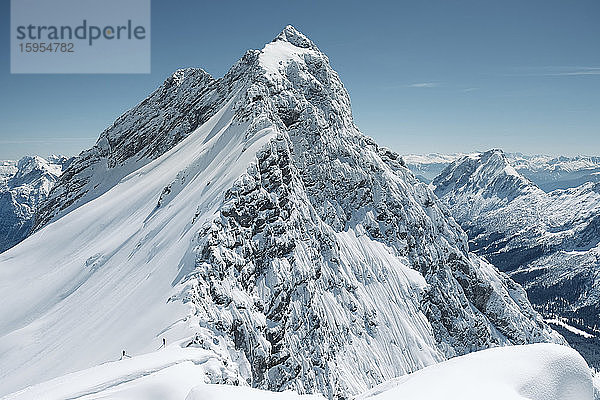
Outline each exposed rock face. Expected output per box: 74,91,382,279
0,155,71,253
433,149,600,366
33,68,221,230
170,29,563,395
1,27,563,399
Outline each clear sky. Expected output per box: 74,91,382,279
1,0,599,160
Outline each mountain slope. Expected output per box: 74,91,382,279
403,153,474,183
433,149,600,365
0,155,71,253
0,27,562,399
32,68,219,231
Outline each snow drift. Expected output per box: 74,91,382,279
359,343,593,400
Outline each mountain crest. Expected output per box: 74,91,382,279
272,25,316,50
433,148,539,201
479,148,505,162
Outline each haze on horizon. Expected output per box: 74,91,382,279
0,0,598,160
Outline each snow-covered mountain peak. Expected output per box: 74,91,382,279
95,65,216,164
6,28,565,399
2,155,70,189
478,149,527,181
0,155,71,253
407,151,600,191
258,26,341,94
432,148,600,368
12,155,61,182
34,26,354,231
433,149,540,202
478,148,504,162
272,25,316,50
168,67,213,88
259,36,317,75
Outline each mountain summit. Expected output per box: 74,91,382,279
1,27,562,398
0,155,71,252
273,25,317,49
433,149,600,367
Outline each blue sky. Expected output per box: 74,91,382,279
1,0,599,159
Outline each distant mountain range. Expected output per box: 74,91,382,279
431,149,600,367
405,153,600,191
0,155,71,252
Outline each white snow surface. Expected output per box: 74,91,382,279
0,96,270,394
3,343,591,400
358,343,592,400
3,344,238,400
186,386,323,400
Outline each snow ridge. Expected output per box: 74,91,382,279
6,343,592,400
